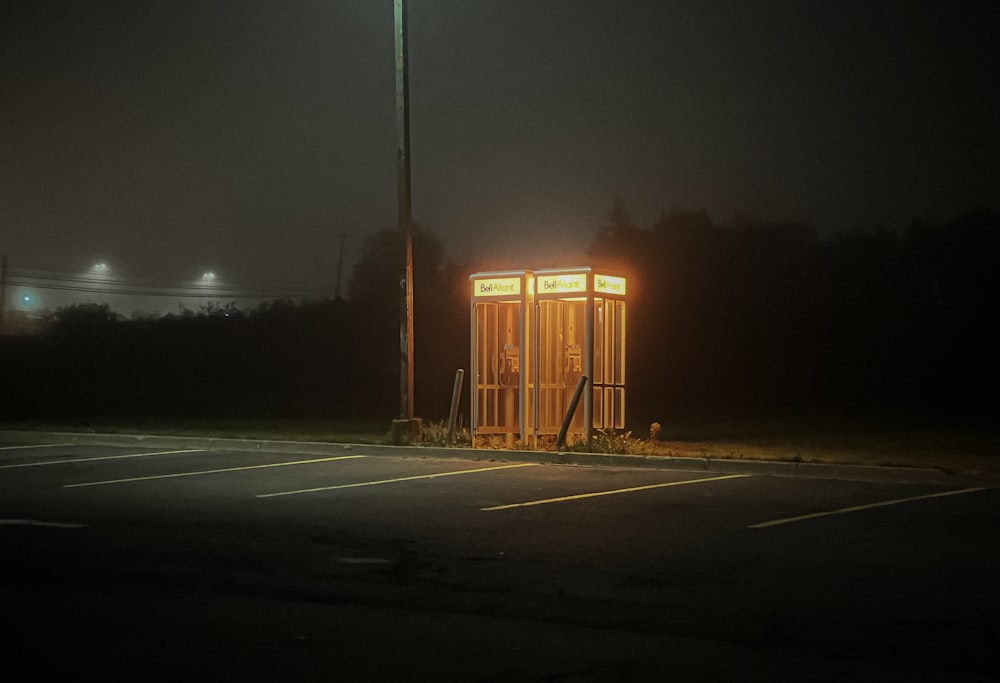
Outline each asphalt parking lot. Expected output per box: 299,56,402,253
2,432,998,681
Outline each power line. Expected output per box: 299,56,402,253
6,280,325,299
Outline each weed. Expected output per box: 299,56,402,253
420,420,472,447
568,429,644,455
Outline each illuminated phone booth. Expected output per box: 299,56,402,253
533,268,626,444
470,271,534,446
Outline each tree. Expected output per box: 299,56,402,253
347,224,468,420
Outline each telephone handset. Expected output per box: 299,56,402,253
499,344,520,386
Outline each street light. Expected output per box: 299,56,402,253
84,262,112,307
15,288,39,311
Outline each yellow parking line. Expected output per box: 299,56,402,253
1,449,206,469
749,487,989,528
482,474,751,511
257,462,539,498
64,455,366,488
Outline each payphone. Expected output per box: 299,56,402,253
469,271,533,445
534,268,626,440
470,267,626,447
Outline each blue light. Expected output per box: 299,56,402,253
15,288,39,311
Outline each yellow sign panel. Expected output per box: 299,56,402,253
594,274,626,296
537,273,587,295
473,276,521,298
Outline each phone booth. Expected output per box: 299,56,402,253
470,271,533,446
534,268,626,443
470,267,626,448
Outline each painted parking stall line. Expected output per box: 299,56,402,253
64,455,367,488
482,473,751,511
257,462,539,498
0,449,206,469
749,487,990,529
0,518,88,529
0,443,75,451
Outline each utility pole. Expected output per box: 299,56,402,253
334,231,345,301
0,253,7,335
393,0,418,441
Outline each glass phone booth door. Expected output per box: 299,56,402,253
536,298,587,436
470,271,532,445
533,268,626,443
593,295,626,430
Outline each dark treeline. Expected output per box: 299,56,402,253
1,298,361,420
2,206,997,427
589,202,999,427
0,224,468,423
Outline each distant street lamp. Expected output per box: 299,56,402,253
85,262,112,306
15,288,39,311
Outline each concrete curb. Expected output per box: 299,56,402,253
2,429,998,486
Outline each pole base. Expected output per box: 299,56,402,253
390,418,423,445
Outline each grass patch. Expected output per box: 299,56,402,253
638,415,1000,472
0,417,390,445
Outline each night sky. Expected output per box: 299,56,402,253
2,0,997,295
